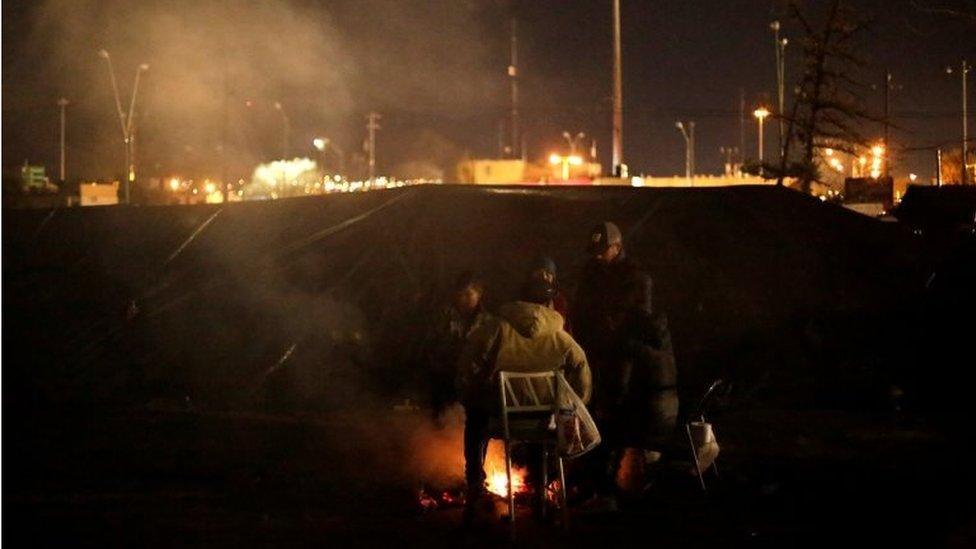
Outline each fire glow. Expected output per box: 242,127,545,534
484,440,528,498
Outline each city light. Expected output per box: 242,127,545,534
313,137,327,151
753,107,770,120
869,143,885,179
548,153,585,180
169,178,180,191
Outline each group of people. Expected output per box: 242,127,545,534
420,221,678,520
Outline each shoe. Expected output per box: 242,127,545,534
577,494,619,514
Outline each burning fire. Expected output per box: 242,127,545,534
484,440,528,498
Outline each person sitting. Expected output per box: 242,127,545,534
456,278,591,523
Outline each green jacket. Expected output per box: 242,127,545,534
456,301,591,410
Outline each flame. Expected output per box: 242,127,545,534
484,440,528,497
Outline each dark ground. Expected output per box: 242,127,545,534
5,405,975,548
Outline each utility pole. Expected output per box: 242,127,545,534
883,69,891,178
771,21,787,167
937,148,943,186
366,111,381,182
509,17,520,159
739,88,746,165
675,121,695,184
611,0,624,176
963,60,970,185
58,98,69,184
98,50,148,204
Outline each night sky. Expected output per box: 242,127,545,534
2,0,974,182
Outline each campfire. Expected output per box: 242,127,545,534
484,440,528,498
417,439,529,511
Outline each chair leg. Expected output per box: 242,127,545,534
505,440,515,539
687,423,706,492
541,447,549,521
557,456,569,531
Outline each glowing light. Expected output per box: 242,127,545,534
204,181,216,194
909,173,917,182
568,155,584,166
169,178,180,191
871,144,885,157
484,441,527,498
631,176,644,187
313,137,327,151
549,153,561,165
753,107,770,120
825,148,834,156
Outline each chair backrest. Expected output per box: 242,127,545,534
498,370,564,416
692,378,725,422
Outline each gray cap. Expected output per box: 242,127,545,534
587,221,622,254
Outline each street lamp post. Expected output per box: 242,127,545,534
771,21,788,166
675,121,695,184
274,101,290,159
562,131,586,156
611,0,624,176
58,98,69,183
719,146,739,176
98,49,148,204
312,137,347,178
754,107,770,176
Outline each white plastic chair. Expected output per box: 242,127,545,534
496,370,570,536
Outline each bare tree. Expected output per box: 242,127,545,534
771,0,879,192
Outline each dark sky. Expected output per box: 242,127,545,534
2,0,974,182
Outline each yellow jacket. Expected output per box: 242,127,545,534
456,301,591,409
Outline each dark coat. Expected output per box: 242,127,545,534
571,254,677,447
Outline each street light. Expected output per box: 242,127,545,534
312,136,346,178
675,121,695,183
549,153,583,180
754,107,771,174
98,49,149,204
57,98,69,183
274,101,290,159
562,131,586,156
719,146,739,176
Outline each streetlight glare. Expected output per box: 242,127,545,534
548,153,561,165
754,107,770,120
313,138,327,151
98,49,110,59
139,64,150,71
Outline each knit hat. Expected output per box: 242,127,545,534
529,255,557,277
587,221,623,254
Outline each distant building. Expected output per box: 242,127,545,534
78,181,120,207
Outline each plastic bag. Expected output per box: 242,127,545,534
555,373,601,457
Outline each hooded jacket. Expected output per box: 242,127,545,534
456,301,591,410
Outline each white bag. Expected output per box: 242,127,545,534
688,421,720,470
554,374,601,458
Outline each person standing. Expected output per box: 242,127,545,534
523,256,572,334
423,271,492,425
571,221,665,509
